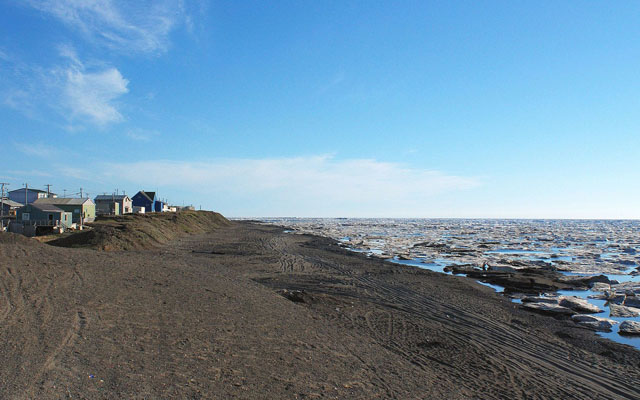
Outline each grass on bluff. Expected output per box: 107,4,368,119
47,210,231,251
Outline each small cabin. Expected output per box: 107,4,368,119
17,203,73,228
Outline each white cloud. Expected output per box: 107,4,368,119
104,156,481,216
25,0,188,54
59,63,129,125
1,48,129,127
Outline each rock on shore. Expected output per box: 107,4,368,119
609,304,640,318
521,295,602,315
619,321,640,335
571,315,618,332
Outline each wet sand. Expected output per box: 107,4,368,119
1,221,639,399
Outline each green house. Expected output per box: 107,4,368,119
17,203,73,228
33,198,96,224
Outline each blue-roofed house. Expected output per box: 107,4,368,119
132,191,165,212
132,191,154,212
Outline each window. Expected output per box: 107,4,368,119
22,213,30,221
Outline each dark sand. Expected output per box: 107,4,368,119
1,221,639,399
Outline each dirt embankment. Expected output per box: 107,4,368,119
48,211,230,251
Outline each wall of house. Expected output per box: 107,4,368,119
17,205,71,227
56,203,96,223
121,198,133,214
82,203,96,222
96,201,119,215
132,194,153,212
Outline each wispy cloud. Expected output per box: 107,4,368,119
56,165,96,181
318,71,346,94
24,0,189,55
104,155,481,216
14,142,58,158
57,60,129,126
126,128,160,142
2,89,35,116
1,47,129,127
7,169,53,178
3,1,191,128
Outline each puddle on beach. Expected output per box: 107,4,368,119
268,218,640,350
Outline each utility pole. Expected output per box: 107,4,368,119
45,184,52,198
24,183,28,204
0,182,8,221
63,189,67,197
79,187,83,198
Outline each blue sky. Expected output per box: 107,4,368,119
1,1,639,218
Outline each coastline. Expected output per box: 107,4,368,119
1,220,639,398
268,218,640,348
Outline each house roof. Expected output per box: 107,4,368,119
1,198,23,208
135,191,156,202
33,198,94,206
95,194,131,201
29,203,65,213
8,188,57,196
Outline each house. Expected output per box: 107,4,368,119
94,194,133,216
155,199,165,212
1,198,23,217
17,203,73,228
33,198,96,223
8,188,57,204
132,191,165,213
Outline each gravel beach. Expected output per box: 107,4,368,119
1,219,639,399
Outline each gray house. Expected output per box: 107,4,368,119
8,188,57,204
1,198,23,217
33,198,96,223
17,203,73,228
94,194,133,216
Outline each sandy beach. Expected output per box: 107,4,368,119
1,218,639,399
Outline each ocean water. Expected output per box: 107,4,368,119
261,218,640,350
